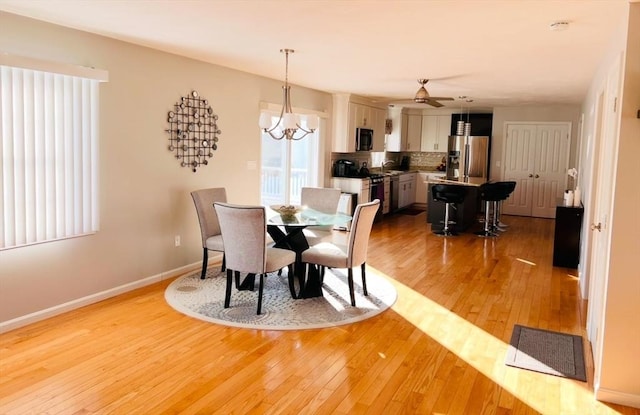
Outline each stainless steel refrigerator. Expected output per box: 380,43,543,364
445,135,490,181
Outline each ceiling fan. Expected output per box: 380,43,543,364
410,79,454,107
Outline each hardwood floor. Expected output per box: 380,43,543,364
1,213,638,414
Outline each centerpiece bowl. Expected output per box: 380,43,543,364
270,205,303,221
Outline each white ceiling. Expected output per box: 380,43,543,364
0,0,630,109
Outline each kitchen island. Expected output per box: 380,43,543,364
426,177,485,232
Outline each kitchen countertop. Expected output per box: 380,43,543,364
380,169,444,176
431,177,487,187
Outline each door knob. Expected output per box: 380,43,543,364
590,223,602,232
534,174,539,178
528,174,533,178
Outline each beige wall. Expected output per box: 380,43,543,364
0,12,332,323
490,106,581,181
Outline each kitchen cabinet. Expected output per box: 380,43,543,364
371,106,386,152
398,173,416,209
421,115,451,152
331,177,370,207
332,94,386,152
415,172,446,208
386,107,407,152
405,114,422,151
415,173,429,207
383,176,390,214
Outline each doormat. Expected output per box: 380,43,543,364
398,208,425,216
505,325,586,382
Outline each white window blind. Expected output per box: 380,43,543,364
0,64,103,250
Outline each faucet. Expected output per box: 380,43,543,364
381,160,395,173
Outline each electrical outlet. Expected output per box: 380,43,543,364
174,235,181,247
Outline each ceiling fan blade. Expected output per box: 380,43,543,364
427,97,455,101
425,100,444,108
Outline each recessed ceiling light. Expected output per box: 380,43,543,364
550,21,570,31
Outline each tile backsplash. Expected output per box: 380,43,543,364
330,151,446,172
407,152,447,169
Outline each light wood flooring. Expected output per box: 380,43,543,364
1,213,638,414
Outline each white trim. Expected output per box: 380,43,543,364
0,52,109,82
595,387,640,409
0,259,221,333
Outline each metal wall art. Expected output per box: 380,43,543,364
165,90,221,172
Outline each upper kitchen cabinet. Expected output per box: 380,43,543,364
332,94,386,152
386,106,404,152
405,114,422,151
421,114,451,152
386,106,407,152
450,113,493,136
371,106,386,152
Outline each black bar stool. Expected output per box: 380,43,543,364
475,182,504,237
495,181,516,230
431,184,467,236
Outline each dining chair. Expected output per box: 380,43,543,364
214,202,297,315
191,188,227,279
300,199,380,307
300,187,342,245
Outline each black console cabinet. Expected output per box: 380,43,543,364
553,201,584,268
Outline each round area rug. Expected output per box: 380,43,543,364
165,267,397,330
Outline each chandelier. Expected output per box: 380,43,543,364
259,49,318,140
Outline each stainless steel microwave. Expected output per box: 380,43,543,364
356,128,373,151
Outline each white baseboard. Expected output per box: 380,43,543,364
596,387,640,409
0,259,218,334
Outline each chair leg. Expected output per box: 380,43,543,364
224,269,233,308
200,249,208,279
361,263,368,297
221,253,226,272
347,268,356,307
257,273,265,315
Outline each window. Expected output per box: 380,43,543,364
0,56,107,250
260,114,320,206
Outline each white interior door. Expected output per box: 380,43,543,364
502,123,570,218
531,124,571,218
586,54,621,385
502,124,536,216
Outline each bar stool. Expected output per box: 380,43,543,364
495,181,516,230
475,182,504,237
431,184,468,236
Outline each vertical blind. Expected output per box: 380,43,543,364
0,65,100,249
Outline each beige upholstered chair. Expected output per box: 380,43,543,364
301,199,380,307
191,188,227,279
300,187,342,245
214,203,297,315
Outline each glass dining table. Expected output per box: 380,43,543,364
266,206,352,299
